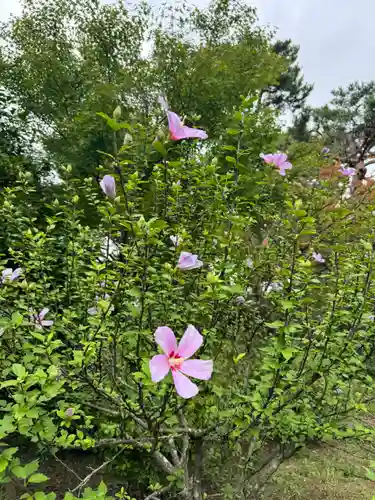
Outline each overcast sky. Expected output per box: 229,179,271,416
1,0,375,107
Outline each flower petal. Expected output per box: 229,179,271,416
100,175,116,198
166,111,207,141
1,269,12,281
282,162,292,170
177,252,203,270
41,320,54,327
172,370,198,398
150,354,170,382
181,125,208,140
155,326,177,355
167,111,184,140
39,308,49,320
180,359,213,380
177,325,203,358
87,307,98,316
11,268,22,280
275,153,287,166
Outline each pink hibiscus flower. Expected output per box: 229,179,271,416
339,166,355,177
260,153,293,176
158,96,207,141
312,252,325,264
100,175,116,198
177,252,203,270
149,325,213,399
30,308,54,329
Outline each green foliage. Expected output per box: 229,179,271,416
0,2,374,499
0,93,374,498
312,81,375,165
0,0,310,180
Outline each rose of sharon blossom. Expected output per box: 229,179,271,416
262,282,283,295
149,325,213,399
260,153,292,176
100,175,116,198
170,235,181,247
339,166,356,177
65,408,74,417
31,308,54,329
177,252,203,270
1,268,22,283
158,96,207,141
312,252,325,264
235,296,246,306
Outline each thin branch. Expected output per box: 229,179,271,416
53,453,82,482
71,448,124,494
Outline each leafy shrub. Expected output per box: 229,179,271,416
0,100,375,499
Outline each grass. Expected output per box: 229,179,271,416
261,440,375,500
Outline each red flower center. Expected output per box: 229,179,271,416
168,352,184,371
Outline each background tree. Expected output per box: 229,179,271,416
0,0,312,179
311,81,375,169
259,39,313,112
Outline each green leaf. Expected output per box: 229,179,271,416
31,332,45,342
24,460,39,477
98,481,107,494
97,300,110,311
12,364,26,379
12,465,28,479
225,156,236,164
0,379,18,388
226,128,240,135
265,321,284,329
153,140,167,157
0,458,8,473
280,300,294,310
28,473,49,484
233,353,246,364
11,312,23,326
96,112,130,132
281,348,295,361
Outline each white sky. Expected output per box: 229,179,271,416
2,0,375,107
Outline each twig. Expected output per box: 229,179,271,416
71,448,124,494
53,453,83,482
